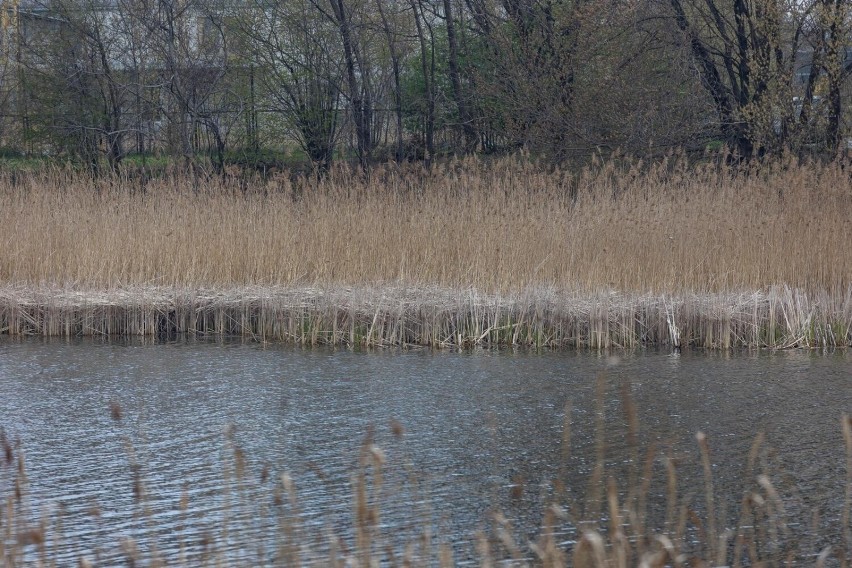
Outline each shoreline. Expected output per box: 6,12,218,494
1,285,849,349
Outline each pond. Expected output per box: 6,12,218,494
0,338,850,565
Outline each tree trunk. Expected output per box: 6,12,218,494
331,0,370,169
443,0,477,153
670,0,753,159
374,0,404,162
410,0,434,167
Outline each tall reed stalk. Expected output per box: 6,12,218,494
1,155,850,293
0,155,850,347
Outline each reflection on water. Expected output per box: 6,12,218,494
0,338,850,564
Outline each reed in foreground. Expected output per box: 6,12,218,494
2,388,851,567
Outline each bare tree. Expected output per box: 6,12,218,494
240,0,344,172
408,0,435,165
0,0,15,151
442,0,477,153
326,0,374,168
663,0,851,157
135,0,232,176
2,0,848,169
810,0,851,150
15,0,143,174
373,0,405,161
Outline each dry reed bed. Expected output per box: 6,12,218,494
0,156,850,346
1,156,850,293
0,284,850,348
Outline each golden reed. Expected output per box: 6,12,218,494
0,154,850,347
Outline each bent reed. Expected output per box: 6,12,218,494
1,155,850,347
1,285,850,349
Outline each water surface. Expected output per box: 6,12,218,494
0,339,849,563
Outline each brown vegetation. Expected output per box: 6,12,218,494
0,284,850,348
1,156,850,292
0,156,850,347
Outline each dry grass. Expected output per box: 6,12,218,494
2,387,851,567
0,284,850,348
0,154,850,346
0,154,849,294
